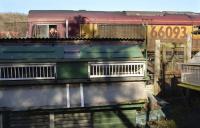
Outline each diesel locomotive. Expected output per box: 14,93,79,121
28,10,200,51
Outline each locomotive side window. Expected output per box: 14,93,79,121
49,25,58,38
32,25,48,38
193,26,200,35
32,24,58,38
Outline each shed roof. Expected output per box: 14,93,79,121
0,44,144,62
188,52,200,64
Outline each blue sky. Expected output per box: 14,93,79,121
0,0,200,14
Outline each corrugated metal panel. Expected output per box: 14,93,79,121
97,24,145,39
0,45,64,60
28,10,200,25
54,110,136,128
80,24,98,38
80,45,144,59
55,112,91,128
0,38,145,43
0,44,144,61
4,109,137,128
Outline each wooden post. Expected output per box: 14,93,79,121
66,84,70,108
162,45,167,95
0,114,2,128
154,40,161,95
49,113,55,128
184,35,192,63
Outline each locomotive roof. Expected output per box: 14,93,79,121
28,10,200,25
29,10,200,16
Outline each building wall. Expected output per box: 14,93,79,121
0,82,147,110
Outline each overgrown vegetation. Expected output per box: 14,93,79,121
0,13,27,38
148,94,200,128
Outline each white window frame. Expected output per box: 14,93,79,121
33,24,58,38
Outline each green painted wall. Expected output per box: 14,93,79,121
54,109,137,128
80,45,144,59
92,110,136,128
0,45,64,60
57,62,88,79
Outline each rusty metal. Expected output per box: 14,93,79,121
28,10,200,25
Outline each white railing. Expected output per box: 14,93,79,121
88,61,146,78
0,63,56,80
181,64,200,86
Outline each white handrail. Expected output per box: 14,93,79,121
89,61,145,78
0,63,56,80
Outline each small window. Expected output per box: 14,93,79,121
49,25,58,38
32,24,58,38
193,26,200,35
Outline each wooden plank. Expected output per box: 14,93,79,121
54,109,136,128
93,110,136,128
178,83,200,91
54,113,90,119
184,35,192,63
7,112,49,128
49,113,55,128
55,119,90,124
154,40,161,95
0,114,2,128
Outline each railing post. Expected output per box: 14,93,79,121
80,83,84,107
154,40,161,95
66,84,70,108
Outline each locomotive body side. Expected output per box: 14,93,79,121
28,10,200,51
147,25,192,51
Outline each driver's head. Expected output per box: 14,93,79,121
49,28,56,33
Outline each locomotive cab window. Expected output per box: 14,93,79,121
49,25,58,38
32,24,58,38
193,26,200,35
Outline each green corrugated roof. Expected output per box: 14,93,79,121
0,45,64,60
80,45,143,59
0,44,144,61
